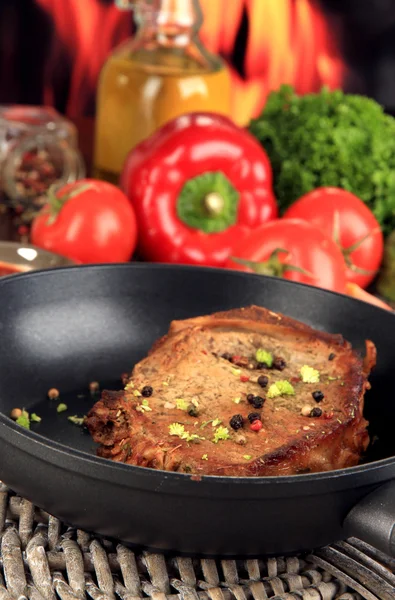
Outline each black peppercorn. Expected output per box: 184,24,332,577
257,375,269,388
229,414,244,430
247,393,255,403
310,407,323,418
221,353,232,361
141,386,153,397
328,353,335,361
273,357,287,370
251,395,265,409
312,390,324,402
248,412,261,423
256,362,266,370
187,404,199,417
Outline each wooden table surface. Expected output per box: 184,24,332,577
0,117,94,242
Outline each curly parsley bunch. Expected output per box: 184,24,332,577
249,85,395,235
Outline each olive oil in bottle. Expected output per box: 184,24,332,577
94,0,231,183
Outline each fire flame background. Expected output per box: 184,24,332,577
1,0,395,122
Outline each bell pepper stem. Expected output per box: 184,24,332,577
203,193,225,216
176,171,239,234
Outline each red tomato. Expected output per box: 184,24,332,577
226,219,347,293
31,179,137,264
283,187,383,288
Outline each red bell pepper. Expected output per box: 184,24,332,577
120,112,277,267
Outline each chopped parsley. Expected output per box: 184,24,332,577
243,455,252,460
168,423,203,442
124,381,134,390
175,398,189,411
57,403,68,413
231,368,241,376
16,409,30,429
212,418,222,427
233,397,241,404
30,413,41,423
201,454,208,460
255,348,273,367
133,389,142,397
267,380,295,398
213,426,230,443
68,415,85,426
136,399,152,412
300,365,320,383
169,423,185,437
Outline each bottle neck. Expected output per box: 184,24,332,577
134,0,202,48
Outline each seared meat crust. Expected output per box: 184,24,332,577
86,306,375,476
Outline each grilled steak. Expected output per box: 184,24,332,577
86,306,376,476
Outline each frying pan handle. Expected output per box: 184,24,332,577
344,481,395,556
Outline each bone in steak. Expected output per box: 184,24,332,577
86,306,376,476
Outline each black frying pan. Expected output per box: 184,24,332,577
0,264,395,558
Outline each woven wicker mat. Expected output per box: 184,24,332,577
1,484,395,600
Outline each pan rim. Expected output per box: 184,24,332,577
0,259,394,315
0,262,394,492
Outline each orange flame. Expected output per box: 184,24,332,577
199,0,345,124
36,0,131,118
35,0,344,125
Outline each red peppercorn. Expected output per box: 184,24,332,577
231,355,242,363
250,419,263,432
240,374,250,382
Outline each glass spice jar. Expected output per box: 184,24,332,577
0,106,85,227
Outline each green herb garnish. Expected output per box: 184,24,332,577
16,409,30,429
201,454,208,461
169,422,203,442
267,380,295,398
300,365,320,383
136,399,152,412
30,413,41,423
57,403,68,413
169,423,185,437
213,426,230,443
68,415,85,426
175,398,189,411
243,455,252,460
255,348,273,367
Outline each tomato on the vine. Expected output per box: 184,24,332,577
225,219,347,293
283,187,384,288
31,179,137,264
